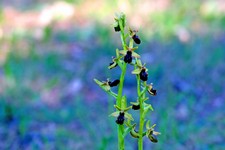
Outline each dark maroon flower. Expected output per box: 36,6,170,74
148,88,157,96
124,51,132,63
116,112,125,125
114,25,121,32
132,34,141,44
148,134,158,143
108,79,120,87
140,69,148,81
132,104,140,110
109,62,118,69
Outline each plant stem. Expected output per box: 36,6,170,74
136,74,146,150
116,62,127,150
138,101,145,150
116,17,127,150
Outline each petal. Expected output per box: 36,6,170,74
109,111,120,117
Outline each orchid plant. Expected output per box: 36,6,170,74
94,13,160,150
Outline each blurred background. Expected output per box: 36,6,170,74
0,0,225,149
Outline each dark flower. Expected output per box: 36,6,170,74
132,104,140,110
149,89,157,96
140,69,148,81
132,34,141,44
114,24,121,32
130,129,139,138
116,112,125,125
108,79,120,87
109,62,118,69
124,51,132,63
148,134,158,143
109,62,115,66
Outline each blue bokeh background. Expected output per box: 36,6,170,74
0,0,224,149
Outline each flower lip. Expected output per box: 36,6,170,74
109,62,118,69
132,104,140,110
150,89,157,95
116,112,125,125
108,79,120,87
147,84,157,96
140,68,148,81
132,34,141,44
114,25,121,32
124,51,132,63
148,134,158,143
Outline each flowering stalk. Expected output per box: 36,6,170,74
94,13,160,150
116,14,132,150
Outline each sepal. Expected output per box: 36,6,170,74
94,78,110,91
132,68,142,74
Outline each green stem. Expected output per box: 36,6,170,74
116,17,127,150
138,109,145,150
136,75,144,150
117,63,127,150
